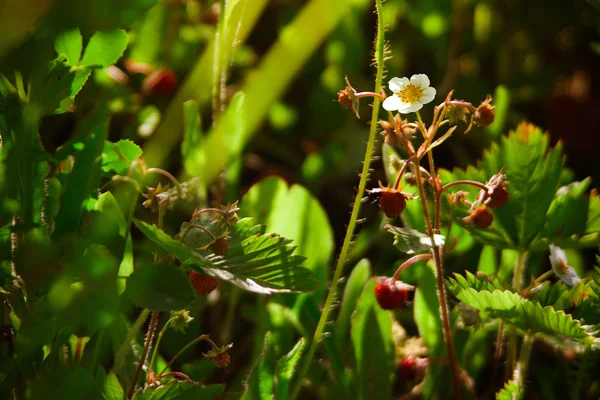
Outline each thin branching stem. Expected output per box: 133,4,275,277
129,311,160,398
291,1,386,398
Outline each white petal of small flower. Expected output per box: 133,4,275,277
389,77,409,92
420,87,436,104
549,244,581,287
382,95,402,111
383,73,435,114
403,102,423,114
410,74,430,88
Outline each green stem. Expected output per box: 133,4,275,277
512,333,533,392
129,311,160,398
507,251,528,377
413,158,462,398
148,317,177,376
291,1,386,397
113,309,151,374
156,334,214,380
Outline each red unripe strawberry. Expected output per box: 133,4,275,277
374,277,413,310
189,271,218,294
338,89,352,109
212,352,231,368
209,237,229,256
142,68,178,97
464,205,493,228
487,186,509,209
399,355,428,382
379,190,407,219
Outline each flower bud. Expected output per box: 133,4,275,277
464,205,493,228
379,120,402,146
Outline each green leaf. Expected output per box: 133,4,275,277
30,364,103,400
334,258,371,348
496,379,524,400
447,271,507,293
126,263,195,311
351,279,394,400
385,224,445,254
448,287,597,344
54,28,83,65
538,179,591,241
239,177,334,299
96,369,126,400
133,218,315,294
414,265,444,354
274,338,306,399
53,111,108,237
102,140,143,176
80,30,129,67
47,244,120,335
136,381,225,400
242,331,276,400
181,100,203,161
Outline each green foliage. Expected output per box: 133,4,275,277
386,224,445,254
102,140,143,176
447,282,597,344
414,265,444,354
126,263,195,311
135,381,224,400
496,379,524,400
134,218,316,294
351,279,394,400
442,124,600,250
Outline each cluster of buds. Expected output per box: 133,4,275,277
462,171,509,229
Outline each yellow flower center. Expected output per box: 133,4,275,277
396,83,424,103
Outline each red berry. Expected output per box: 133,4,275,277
464,205,494,229
374,277,412,310
399,356,428,382
399,356,417,381
142,68,178,97
379,190,407,219
212,352,231,368
189,271,218,294
473,102,495,127
209,237,229,256
338,89,352,109
487,186,509,209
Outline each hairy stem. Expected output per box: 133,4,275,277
291,1,386,398
129,311,160,398
507,251,528,377
413,157,462,398
513,333,533,391
114,309,151,374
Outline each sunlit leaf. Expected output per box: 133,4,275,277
102,140,143,176
134,218,315,294
386,224,445,254
496,379,524,400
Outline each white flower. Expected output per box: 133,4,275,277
549,244,581,286
382,74,436,114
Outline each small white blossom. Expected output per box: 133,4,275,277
549,244,581,286
383,74,436,114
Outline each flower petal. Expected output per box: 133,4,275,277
420,87,436,104
410,74,430,88
395,100,414,113
549,244,581,287
382,95,402,111
388,77,409,92
399,102,423,114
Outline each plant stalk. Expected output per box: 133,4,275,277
129,311,160,398
291,0,386,397
507,251,528,377
412,157,462,398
